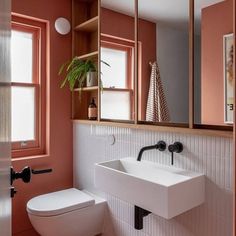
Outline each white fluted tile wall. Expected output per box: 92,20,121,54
73,124,233,236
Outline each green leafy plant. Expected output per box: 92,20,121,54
58,57,110,91
59,57,96,91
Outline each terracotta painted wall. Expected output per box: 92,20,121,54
201,0,233,125
101,8,156,120
11,0,73,235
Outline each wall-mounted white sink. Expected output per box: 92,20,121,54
95,157,205,219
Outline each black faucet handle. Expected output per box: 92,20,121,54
168,142,183,153
156,141,166,151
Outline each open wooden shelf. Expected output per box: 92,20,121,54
74,16,99,32
73,119,99,123
76,51,99,60
103,88,132,92
74,86,98,92
72,120,233,138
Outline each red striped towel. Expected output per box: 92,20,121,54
146,61,170,122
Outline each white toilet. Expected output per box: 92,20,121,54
27,188,106,236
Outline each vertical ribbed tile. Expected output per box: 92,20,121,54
73,124,233,236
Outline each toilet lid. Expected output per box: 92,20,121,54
27,188,95,217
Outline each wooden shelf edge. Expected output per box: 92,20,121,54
74,16,99,32
73,119,98,124
103,88,132,92
72,120,233,138
74,86,98,92
76,51,98,60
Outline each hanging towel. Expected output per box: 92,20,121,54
146,61,170,122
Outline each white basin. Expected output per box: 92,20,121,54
95,157,205,219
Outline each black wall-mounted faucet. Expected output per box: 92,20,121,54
168,142,183,165
137,141,166,161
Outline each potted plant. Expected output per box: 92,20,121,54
59,57,109,90
58,57,97,91
86,68,97,87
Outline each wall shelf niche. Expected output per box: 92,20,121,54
72,0,100,121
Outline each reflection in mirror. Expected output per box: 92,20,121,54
138,0,189,125
194,0,234,126
100,0,135,121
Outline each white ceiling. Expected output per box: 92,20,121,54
101,0,224,30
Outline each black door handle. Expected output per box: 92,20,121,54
31,168,52,175
10,166,52,198
11,166,31,185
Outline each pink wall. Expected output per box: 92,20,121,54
201,0,233,125
12,0,73,235
101,8,156,120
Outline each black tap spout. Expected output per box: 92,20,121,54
137,145,157,161
137,141,166,161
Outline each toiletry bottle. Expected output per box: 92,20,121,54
88,97,97,120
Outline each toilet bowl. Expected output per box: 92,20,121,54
27,188,106,236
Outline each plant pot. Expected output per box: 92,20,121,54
86,71,98,87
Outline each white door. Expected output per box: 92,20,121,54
0,0,12,235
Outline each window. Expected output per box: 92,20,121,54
101,37,134,120
11,15,47,158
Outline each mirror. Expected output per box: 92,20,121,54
138,0,189,125
100,0,135,122
194,0,234,126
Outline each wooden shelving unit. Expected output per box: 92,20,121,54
72,0,100,121
69,0,232,139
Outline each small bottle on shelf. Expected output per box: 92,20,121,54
88,97,97,120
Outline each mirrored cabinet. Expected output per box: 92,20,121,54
137,0,189,126
71,0,234,136
194,0,233,129
100,0,135,122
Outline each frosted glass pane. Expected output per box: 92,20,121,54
101,91,130,120
0,1,12,234
101,47,127,88
11,30,33,83
11,87,35,142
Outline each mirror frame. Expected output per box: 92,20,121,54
96,0,234,136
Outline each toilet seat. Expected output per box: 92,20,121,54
27,188,95,217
